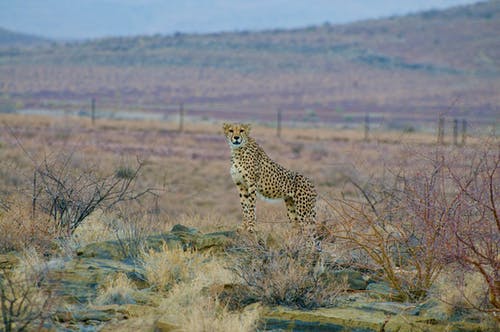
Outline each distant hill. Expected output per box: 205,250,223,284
0,1,498,127
0,27,50,47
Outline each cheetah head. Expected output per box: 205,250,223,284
223,123,251,149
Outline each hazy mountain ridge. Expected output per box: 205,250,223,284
0,27,50,47
1,1,498,73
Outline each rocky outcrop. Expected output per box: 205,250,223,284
76,224,235,261
39,225,234,330
2,225,493,331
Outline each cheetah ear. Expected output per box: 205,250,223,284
223,122,231,132
243,123,251,133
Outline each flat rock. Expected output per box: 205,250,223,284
263,306,491,332
47,257,140,303
76,227,234,260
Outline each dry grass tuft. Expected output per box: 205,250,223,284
160,285,261,332
71,210,115,246
141,243,205,291
95,272,138,305
138,237,260,331
158,258,260,332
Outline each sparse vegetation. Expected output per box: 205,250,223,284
140,240,261,331
0,1,500,316
229,231,347,309
0,3,498,329
0,111,497,330
332,158,452,301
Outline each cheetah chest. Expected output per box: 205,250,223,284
230,164,245,184
230,163,283,203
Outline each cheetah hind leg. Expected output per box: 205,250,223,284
285,197,321,251
292,206,325,253
284,196,299,225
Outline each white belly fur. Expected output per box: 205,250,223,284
256,191,283,204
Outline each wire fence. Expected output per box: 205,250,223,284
10,98,499,146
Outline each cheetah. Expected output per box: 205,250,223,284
223,122,317,233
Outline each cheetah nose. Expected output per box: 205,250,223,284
232,137,241,145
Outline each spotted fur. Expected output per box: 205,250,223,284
223,122,317,233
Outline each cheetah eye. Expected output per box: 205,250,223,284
229,129,233,133
239,129,244,133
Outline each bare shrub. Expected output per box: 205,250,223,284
331,141,499,316
0,251,54,331
229,231,347,309
33,152,154,236
442,145,499,319
331,161,451,301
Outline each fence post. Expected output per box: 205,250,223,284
179,103,184,133
91,98,96,125
32,170,37,220
453,118,459,146
461,119,467,146
437,116,444,145
277,109,282,138
364,113,370,141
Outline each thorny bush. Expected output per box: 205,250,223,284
33,152,155,236
331,142,499,313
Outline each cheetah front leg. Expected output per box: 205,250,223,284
235,182,257,233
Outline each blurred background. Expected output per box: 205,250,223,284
0,0,498,134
